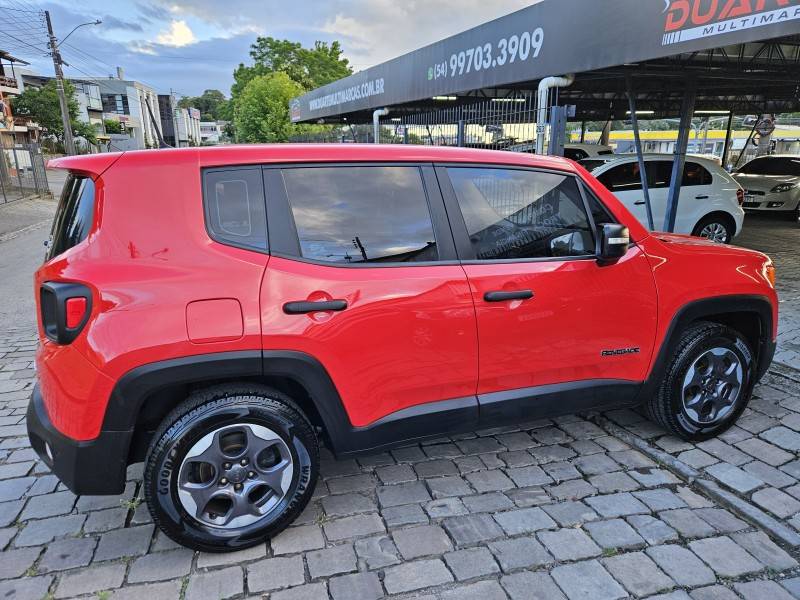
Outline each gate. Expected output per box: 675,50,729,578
0,143,50,204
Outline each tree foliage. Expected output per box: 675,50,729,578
230,37,352,142
11,79,96,143
234,72,304,143
177,89,229,121
104,119,123,134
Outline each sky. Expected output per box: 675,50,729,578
1,0,539,101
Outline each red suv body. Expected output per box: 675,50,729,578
28,145,777,551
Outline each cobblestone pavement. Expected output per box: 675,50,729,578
2,206,800,598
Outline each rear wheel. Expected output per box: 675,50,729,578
692,215,734,244
144,384,318,552
645,321,754,441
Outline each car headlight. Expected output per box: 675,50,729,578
770,182,798,193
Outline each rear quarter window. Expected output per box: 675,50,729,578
202,168,268,252
47,174,96,260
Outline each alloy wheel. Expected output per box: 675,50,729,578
681,347,743,425
699,222,728,243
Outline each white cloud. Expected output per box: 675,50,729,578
156,19,197,47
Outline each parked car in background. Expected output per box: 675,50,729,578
507,141,615,161
581,154,744,243
29,145,775,551
732,155,800,221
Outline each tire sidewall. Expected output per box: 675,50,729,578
145,398,316,552
669,329,754,439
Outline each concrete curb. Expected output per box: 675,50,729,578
592,413,800,548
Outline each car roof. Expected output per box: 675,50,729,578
48,144,578,177
583,153,721,168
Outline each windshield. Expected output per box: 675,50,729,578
738,157,800,176
579,159,610,172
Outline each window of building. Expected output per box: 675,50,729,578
447,167,595,260
282,166,438,264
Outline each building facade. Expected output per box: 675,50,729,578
91,69,162,150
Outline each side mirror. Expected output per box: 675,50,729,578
598,223,630,264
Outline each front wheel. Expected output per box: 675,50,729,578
143,384,319,552
645,321,754,441
692,215,734,244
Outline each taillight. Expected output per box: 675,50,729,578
736,189,744,206
40,282,92,344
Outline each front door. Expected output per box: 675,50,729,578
260,164,478,429
439,165,658,419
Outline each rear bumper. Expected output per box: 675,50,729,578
27,384,131,495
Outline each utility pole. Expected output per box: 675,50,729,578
45,11,76,155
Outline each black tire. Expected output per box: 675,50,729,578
691,214,734,244
144,383,319,552
645,321,754,441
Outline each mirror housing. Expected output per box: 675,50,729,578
598,223,630,264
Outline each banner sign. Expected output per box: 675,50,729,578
290,0,800,122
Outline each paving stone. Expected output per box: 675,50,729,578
751,486,800,518
55,563,126,598
501,571,566,600
393,524,452,559
693,508,748,533
126,548,194,583
94,525,154,561
506,465,552,487
590,471,640,493
196,543,266,568
731,531,798,570
352,536,399,573
586,492,649,517
0,575,53,600
307,544,357,579
424,443,461,458
609,449,656,469
697,439,751,465
271,582,328,600
628,467,681,487
705,462,764,493
74,483,135,512
376,481,431,507
83,507,128,533
247,555,306,592
424,497,467,518
543,461,582,482
465,469,514,493
329,572,383,600
184,566,243,600
658,508,717,538
322,493,376,516
646,544,717,587
444,546,500,580
382,503,427,526
321,458,361,478
602,551,676,597
734,580,796,600
531,427,571,445
271,523,325,554
443,514,504,546
736,437,794,466
327,474,375,494
530,445,576,464
324,513,385,541
0,477,33,503
743,461,796,488
633,489,686,511
506,486,549,507
456,437,505,455
761,426,800,451
15,513,85,546
781,577,800,597
677,449,719,469
688,536,764,578
689,585,740,600
548,479,597,500
376,463,416,484
489,536,553,571
676,486,714,508
573,453,619,476
0,462,31,480
38,536,96,573
427,475,472,498
383,558,453,594
550,559,627,600
440,580,508,600
391,446,426,463
539,528,601,561
0,547,41,579
585,518,645,549
462,492,513,513
0,527,14,550
414,459,458,478
494,506,555,535
542,500,598,526
497,431,536,451
780,459,800,479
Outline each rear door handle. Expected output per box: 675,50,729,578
695,195,709,199
484,290,534,302
634,201,646,205
283,300,348,314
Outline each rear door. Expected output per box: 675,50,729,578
260,163,478,429
438,164,657,419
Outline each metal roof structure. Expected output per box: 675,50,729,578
290,0,800,123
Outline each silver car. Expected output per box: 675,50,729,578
733,155,800,221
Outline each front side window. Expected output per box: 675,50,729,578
47,175,95,260
282,166,438,264
447,167,595,260
203,168,267,251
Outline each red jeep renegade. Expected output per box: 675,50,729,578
28,145,777,551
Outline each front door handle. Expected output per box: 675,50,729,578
283,299,348,314
484,290,534,303
634,201,646,205
695,195,709,199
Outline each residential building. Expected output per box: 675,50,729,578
200,121,223,144
158,94,201,147
0,51,40,147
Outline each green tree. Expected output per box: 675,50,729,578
11,79,96,144
177,89,229,121
234,72,304,142
103,119,123,134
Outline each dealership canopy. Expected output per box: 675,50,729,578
290,0,800,123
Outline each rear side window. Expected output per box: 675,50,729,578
203,168,267,251
47,174,95,260
447,167,595,260
652,161,713,188
597,162,643,192
281,166,438,264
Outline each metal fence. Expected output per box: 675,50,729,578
0,143,50,204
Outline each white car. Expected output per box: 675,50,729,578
507,142,614,161
581,154,745,243
732,155,800,221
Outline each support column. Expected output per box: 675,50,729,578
626,75,654,231
721,111,734,170
664,80,697,233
